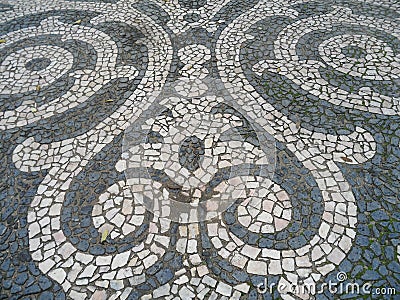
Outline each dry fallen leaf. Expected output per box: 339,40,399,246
36,85,41,92
0,39,6,43
341,156,352,162
31,103,38,113
74,19,82,25
277,67,281,72
101,229,109,243
104,99,114,103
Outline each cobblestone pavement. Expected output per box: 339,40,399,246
1,0,400,299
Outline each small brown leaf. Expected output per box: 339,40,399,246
101,229,109,243
104,99,114,103
0,39,6,43
31,103,38,113
36,85,41,92
74,19,82,25
341,156,352,162
277,67,281,72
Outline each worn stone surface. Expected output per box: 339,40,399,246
0,0,399,299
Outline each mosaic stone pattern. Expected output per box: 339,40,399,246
0,0,399,299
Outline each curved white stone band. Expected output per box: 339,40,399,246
26,6,173,299
215,0,375,297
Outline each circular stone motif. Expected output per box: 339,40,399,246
319,34,400,80
92,182,147,240
0,14,140,130
248,5,400,115
341,45,367,59
25,57,52,71
0,45,73,94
